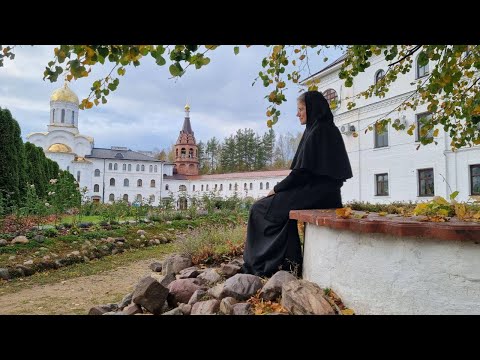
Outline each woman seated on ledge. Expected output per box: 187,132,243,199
241,90,353,277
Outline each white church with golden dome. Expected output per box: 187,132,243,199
27,83,288,207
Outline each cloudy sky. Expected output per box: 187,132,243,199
0,45,343,152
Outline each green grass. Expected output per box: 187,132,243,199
0,242,175,296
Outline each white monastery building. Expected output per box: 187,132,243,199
302,51,480,203
27,83,288,208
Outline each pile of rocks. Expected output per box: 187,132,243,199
89,254,337,315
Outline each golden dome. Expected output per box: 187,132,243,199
50,83,79,105
184,103,190,111
48,143,72,153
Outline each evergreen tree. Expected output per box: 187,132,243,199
0,108,21,208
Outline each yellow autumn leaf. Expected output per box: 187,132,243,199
433,129,439,137
336,207,352,219
378,212,388,216
414,203,428,215
341,308,355,315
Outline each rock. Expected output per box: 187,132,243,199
0,239,8,247
132,276,169,315
88,304,118,315
11,236,28,244
162,254,192,276
177,303,192,315
123,303,143,315
281,280,335,315
197,268,221,284
191,299,220,315
34,235,46,243
162,308,184,315
260,270,297,301
117,293,133,310
222,274,263,301
220,263,241,278
0,268,10,280
232,303,252,315
23,260,34,266
187,289,208,306
219,297,238,315
168,278,203,307
177,266,201,279
136,230,146,236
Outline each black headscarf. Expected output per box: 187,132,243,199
290,91,353,180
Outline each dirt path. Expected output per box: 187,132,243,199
0,258,157,315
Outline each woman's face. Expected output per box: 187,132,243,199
297,101,307,125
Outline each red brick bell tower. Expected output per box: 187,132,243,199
174,104,199,176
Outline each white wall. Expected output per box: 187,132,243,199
302,224,480,314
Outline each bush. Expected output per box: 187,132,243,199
43,227,58,237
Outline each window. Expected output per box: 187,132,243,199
416,112,433,141
234,183,238,191
176,149,179,157
77,171,81,182
149,195,155,204
109,163,113,170
110,178,115,186
244,183,247,190
165,184,169,191
418,168,434,196
136,164,140,171
229,184,232,191
114,163,118,170
471,165,480,195
206,185,209,191
189,148,193,158
94,169,100,177
67,166,70,172
260,182,263,190
61,109,65,123
149,165,153,173
220,184,223,191
115,153,124,159
109,193,115,201
71,111,75,124
375,174,389,196
136,194,142,202
150,180,156,188
137,179,143,187
154,165,158,172
266,182,270,190
201,185,204,191
181,148,186,158
374,122,388,148
141,165,145,171
416,52,429,79
52,109,55,122
128,164,131,171
123,194,128,202
94,184,99,192
250,183,253,190
375,69,385,85
179,185,187,191
124,179,129,187
193,185,196,191
322,88,339,110
215,184,218,190
123,164,126,171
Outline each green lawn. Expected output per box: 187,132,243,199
56,215,136,224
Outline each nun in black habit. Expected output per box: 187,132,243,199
241,90,353,277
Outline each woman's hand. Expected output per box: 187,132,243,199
267,189,275,197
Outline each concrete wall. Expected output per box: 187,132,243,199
302,224,480,314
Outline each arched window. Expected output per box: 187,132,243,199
94,184,99,192
215,184,218,190
179,185,187,191
149,165,153,172
71,111,75,124
150,180,156,188
128,164,131,171
137,179,143,187
123,194,128,202
244,183,247,190
109,163,113,170
165,184,169,190
416,52,429,79
229,184,232,190
375,69,385,84
181,148,186,158
114,163,118,170
220,184,223,191
322,89,339,110
149,195,155,204
234,183,238,191
124,179,129,187
123,164,126,171
154,165,158,172
52,109,55,122
206,184,209,191
260,182,263,190
109,193,115,201
61,109,65,123
77,171,81,182
250,183,253,190
201,185,204,191
136,194,142,202
189,148,193,158
94,169,100,177
141,165,145,171
193,185,196,191
136,164,140,171
266,182,270,190
110,178,115,186
176,149,179,157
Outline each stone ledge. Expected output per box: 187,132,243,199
289,209,480,242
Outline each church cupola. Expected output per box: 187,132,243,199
48,82,80,134
174,103,199,176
